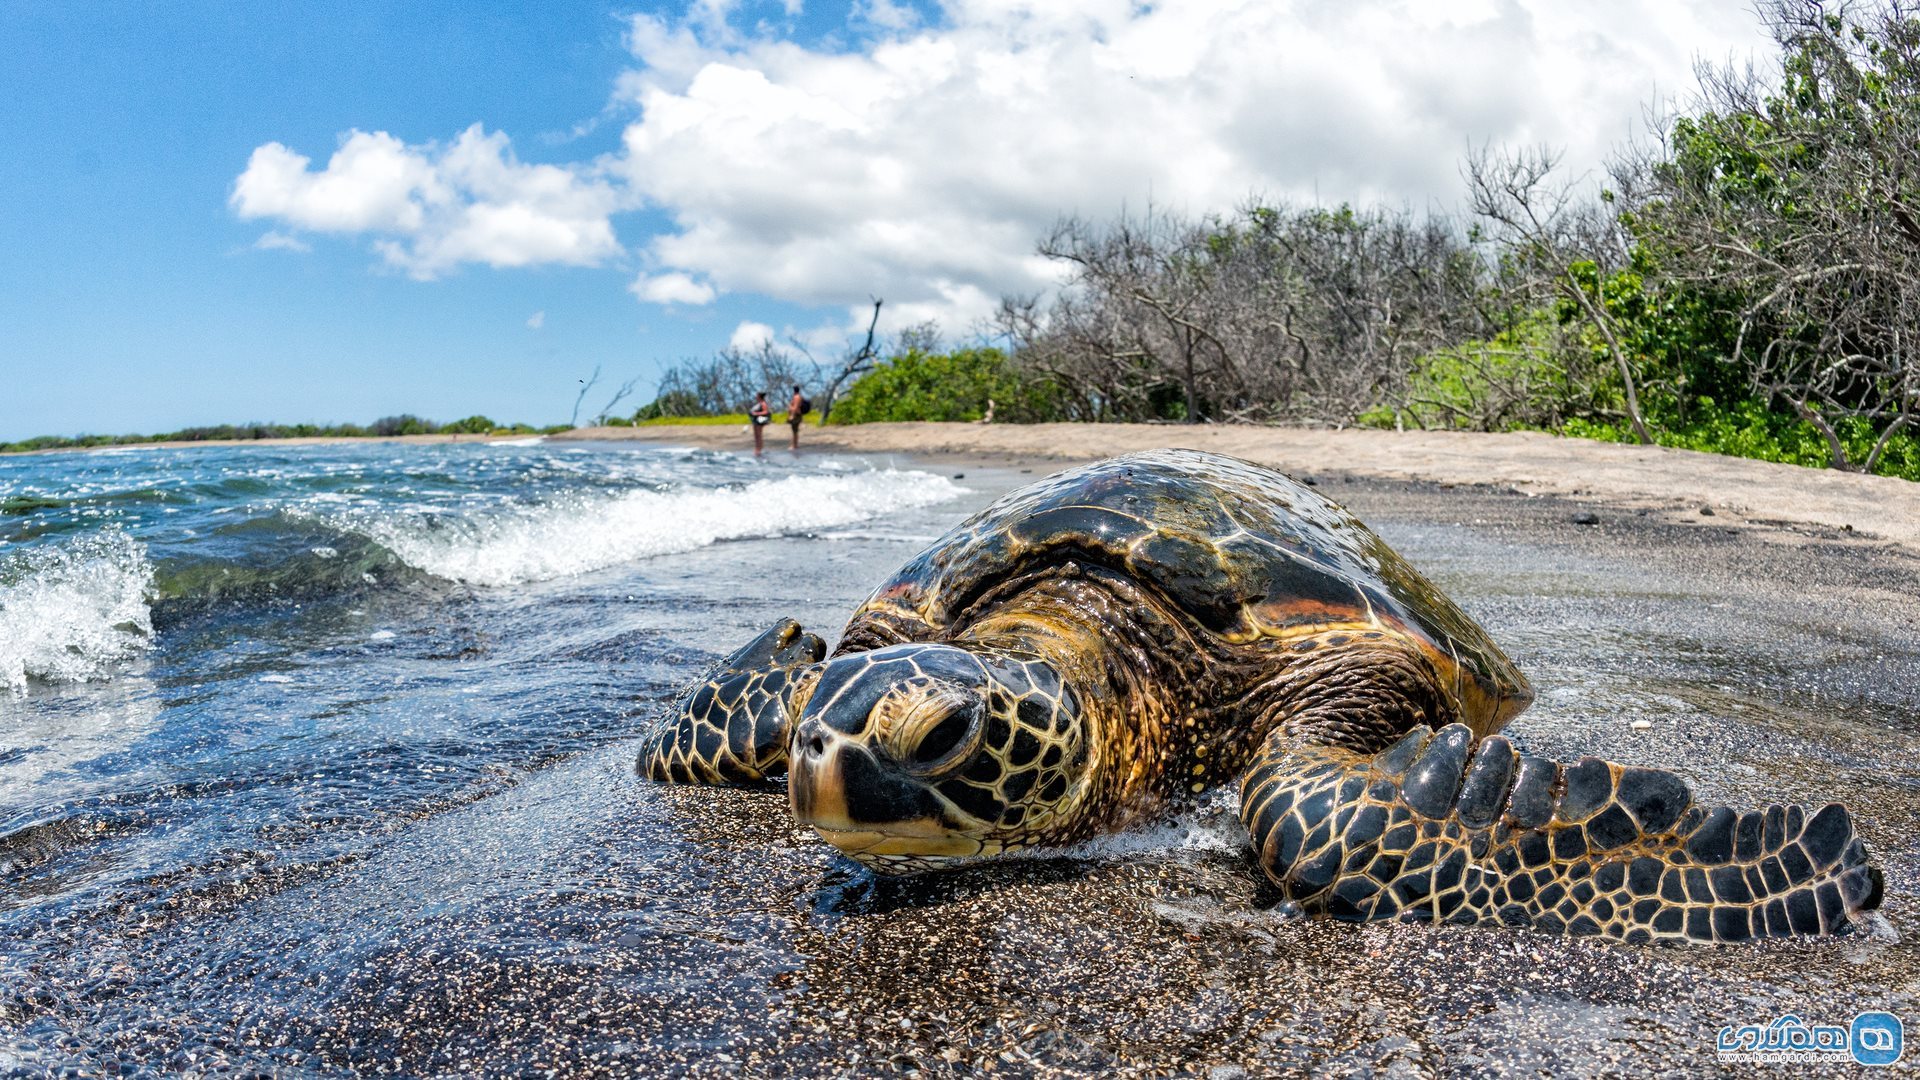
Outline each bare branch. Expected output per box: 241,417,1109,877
570,365,602,429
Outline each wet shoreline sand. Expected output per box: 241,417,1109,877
611,464,1918,1078
287,467,1920,1074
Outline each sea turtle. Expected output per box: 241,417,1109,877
637,449,1882,943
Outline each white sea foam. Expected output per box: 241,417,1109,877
1059,798,1248,862
999,792,1248,868
346,469,966,587
816,527,944,544
0,531,156,692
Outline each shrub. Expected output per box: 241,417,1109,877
371,415,438,437
1562,399,1920,480
634,413,751,426
1364,317,1610,433
633,389,705,421
832,347,1061,424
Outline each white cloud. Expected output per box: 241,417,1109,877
253,230,311,253
231,125,623,279
233,132,433,233
631,270,718,305
855,0,919,32
608,0,1771,332
728,320,776,350
527,310,546,329
231,1,1773,332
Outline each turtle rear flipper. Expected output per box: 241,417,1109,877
1240,723,1883,943
637,619,825,784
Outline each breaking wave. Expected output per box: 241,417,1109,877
337,470,965,587
0,530,156,692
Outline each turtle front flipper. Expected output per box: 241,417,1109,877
637,619,825,784
1240,723,1883,943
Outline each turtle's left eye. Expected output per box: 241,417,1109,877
885,690,984,776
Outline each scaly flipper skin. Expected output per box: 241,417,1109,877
636,619,824,784
1241,723,1884,942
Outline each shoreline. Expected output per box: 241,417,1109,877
5,432,533,455
577,421,1920,554
15,422,1918,554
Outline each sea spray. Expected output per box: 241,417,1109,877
0,530,155,692
333,469,967,586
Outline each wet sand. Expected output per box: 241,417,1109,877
299,470,1920,1075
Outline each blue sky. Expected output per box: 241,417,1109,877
0,0,1768,441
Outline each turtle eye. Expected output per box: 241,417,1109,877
888,691,985,776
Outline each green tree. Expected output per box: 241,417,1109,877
370,415,438,436
633,390,704,420
1632,0,1920,471
832,347,1059,423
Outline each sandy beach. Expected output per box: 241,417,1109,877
573,421,1920,554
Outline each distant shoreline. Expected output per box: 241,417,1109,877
5,432,536,456
13,421,1917,554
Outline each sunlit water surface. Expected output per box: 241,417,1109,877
0,440,975,1073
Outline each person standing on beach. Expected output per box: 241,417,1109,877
786,385,806,453
749,392,771,457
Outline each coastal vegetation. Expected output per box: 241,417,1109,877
635,1,1920,480
0,415,562,454
830,346,1062,424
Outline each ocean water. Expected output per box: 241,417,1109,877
4,441,1914,1076
0,440,978,1074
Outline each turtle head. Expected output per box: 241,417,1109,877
787,643,1087,873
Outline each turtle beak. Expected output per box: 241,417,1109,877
787,719,847,827
789,719,974,865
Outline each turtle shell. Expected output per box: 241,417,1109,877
843,448,1531,729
